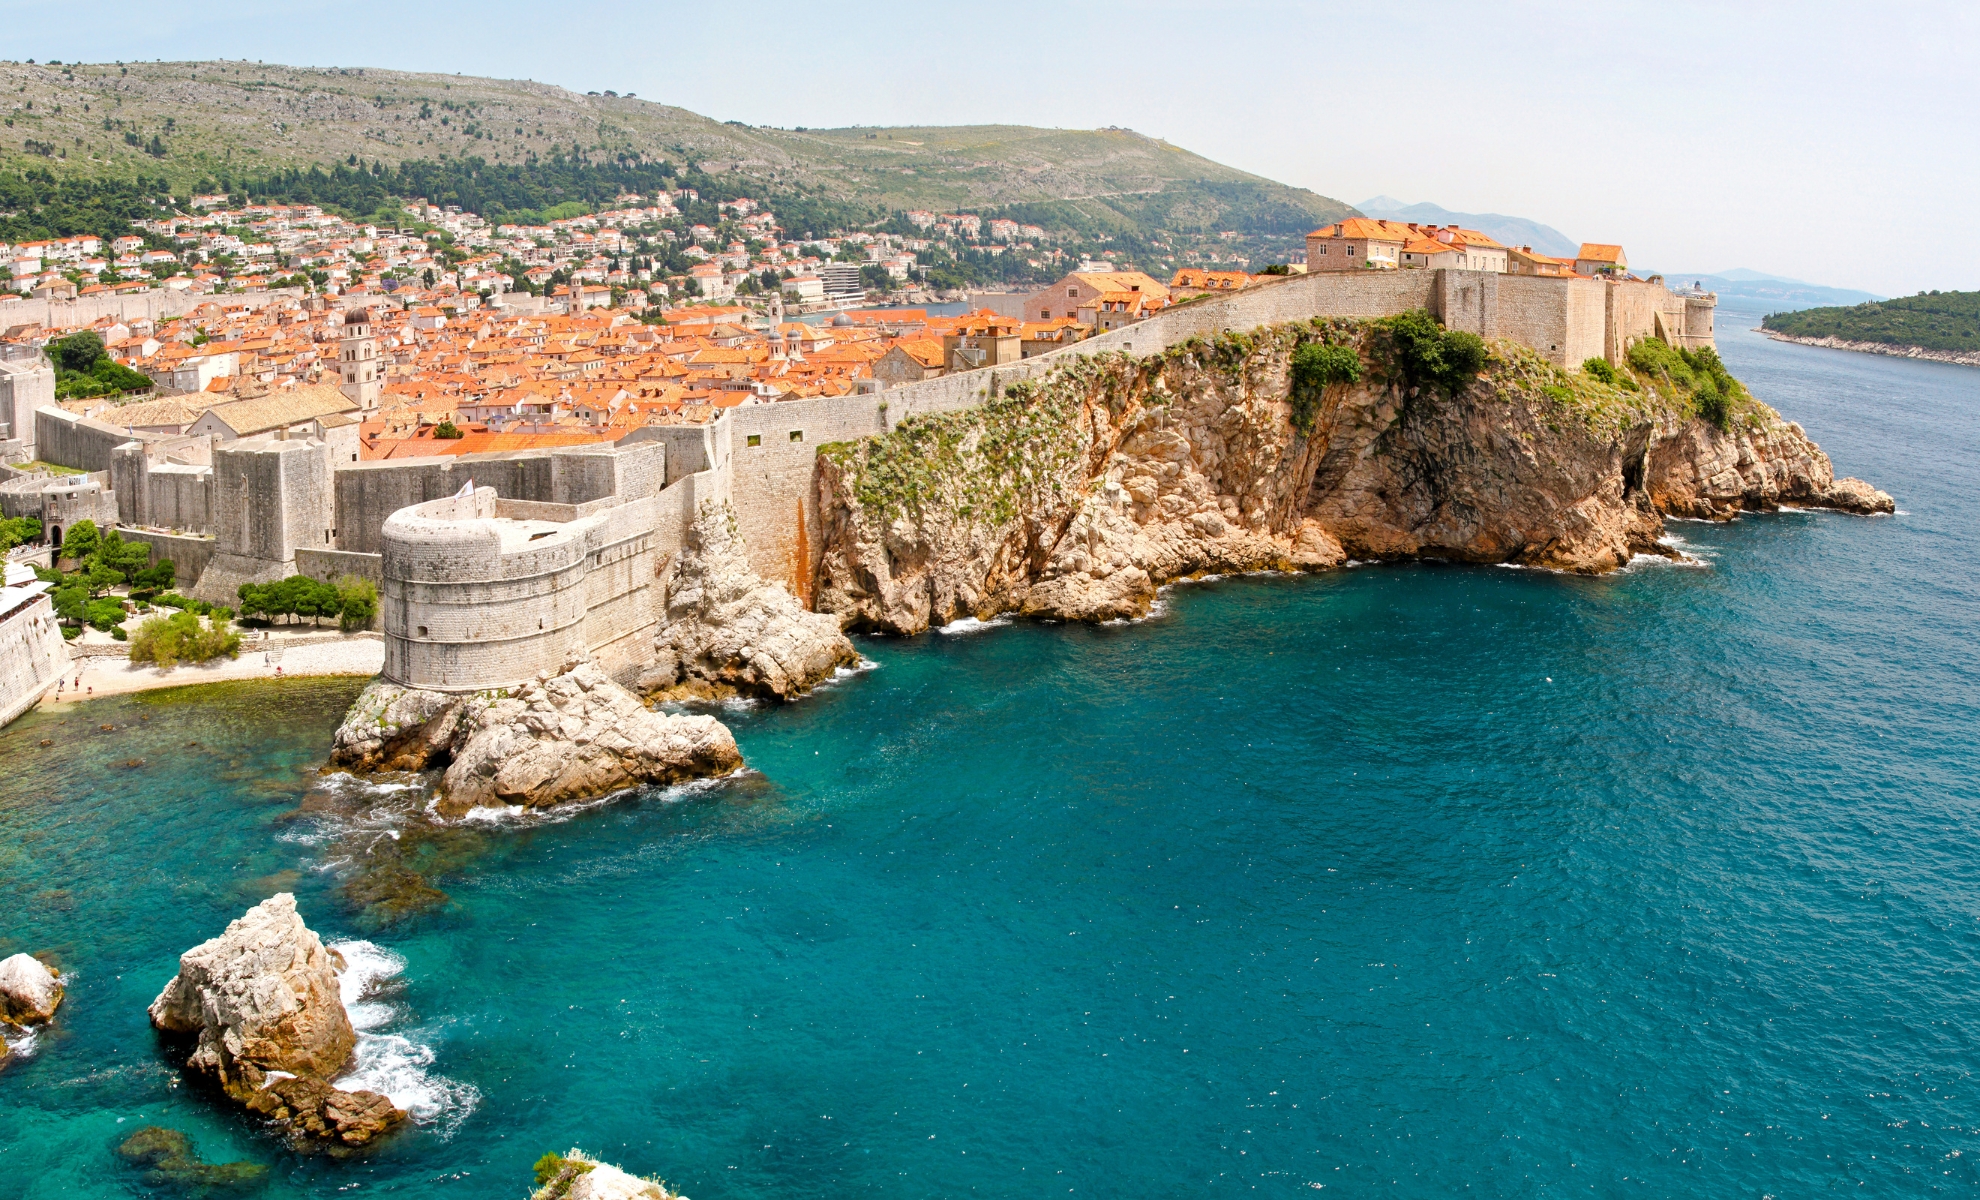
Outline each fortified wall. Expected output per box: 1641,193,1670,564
379,485,664,692
11,268,1713,695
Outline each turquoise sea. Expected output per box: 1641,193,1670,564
3,312,1978,1196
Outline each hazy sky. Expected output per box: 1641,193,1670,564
8,0,1972,297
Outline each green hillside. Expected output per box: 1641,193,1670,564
1762,291,1980,353
0,59,1350,263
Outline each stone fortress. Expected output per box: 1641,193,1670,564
8,266,1717,697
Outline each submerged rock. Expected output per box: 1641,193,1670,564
0,952,63,1027
117,1125,268,1191
532,1149,686,1200
148,893,404,1148
331,663,743,819
641,500,858,702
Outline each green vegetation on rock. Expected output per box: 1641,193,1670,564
47,330,154,400
1369,309,1488,397
1762,290,1980,353
1627,338,1744,431
1288,342,1362,435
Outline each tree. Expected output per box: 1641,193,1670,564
0,515,41,552
49,329,105,372
57,518,100,561
432,420,464,439
336,575,377,632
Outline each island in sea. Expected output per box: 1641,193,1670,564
1761,289,1980,366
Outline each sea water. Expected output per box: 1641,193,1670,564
2,312,1977,1196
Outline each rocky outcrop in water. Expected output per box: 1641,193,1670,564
332,662,743,819
532,1149,686,1200
147,893,404,1148
0,952,63,1027
640,500,857,702
815,323,1892,633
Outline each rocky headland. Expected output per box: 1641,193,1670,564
331,662,742,818
148,893,404,1149
640,500,858,703
814,318,1892,633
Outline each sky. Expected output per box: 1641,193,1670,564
5,0,1973,297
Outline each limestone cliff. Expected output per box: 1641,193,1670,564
815,320,1892,634
331,662,743,818
640,500,858,703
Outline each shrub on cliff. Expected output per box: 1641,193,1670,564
1371,309,1488,396
1626,337,1742,431
1288,342,1363,435
128,611,241,668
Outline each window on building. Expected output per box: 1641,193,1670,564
1068,287,1078,297
746,434,762,447
1347,246,1356,255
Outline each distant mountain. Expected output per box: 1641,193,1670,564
0,60,1352,258
1653,271,1883,311
1355,197,1580,259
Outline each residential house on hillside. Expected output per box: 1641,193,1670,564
1305,218,1411,271
1575,244,1627,277
873,339,947,388
1169,269,1255,298
1508,246,1577,277
942,313,1023,372
1021,271,1171,324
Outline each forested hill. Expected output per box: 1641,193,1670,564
1761,291,1980,354
0,59,1351,258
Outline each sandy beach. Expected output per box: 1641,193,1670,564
39,636,383,706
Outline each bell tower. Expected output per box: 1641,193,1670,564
338,308,382,410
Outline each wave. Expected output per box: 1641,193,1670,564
2,1023,40,1061
328,939,479,1135
448,767,755,828
936,615,1012,635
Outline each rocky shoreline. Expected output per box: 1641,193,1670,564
1759,329,1980,368
330,662,742,819
814,321,1893,635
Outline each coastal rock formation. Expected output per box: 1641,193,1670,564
1645,418,1896,519
328,682,465,773
0,952,63,1027
815,322,1892,633
642,500,858,702
331,663,743,817
439,661,742,816
148,893,405,1148
532,1149,685,1200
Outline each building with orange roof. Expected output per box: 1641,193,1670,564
1575,244,1628,277
1169,269,1255,298
1508,246,1577,278
1305,218,1415,272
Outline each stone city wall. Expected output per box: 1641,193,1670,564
292,547,382,588
0,591,69,728
35,407,145,474
0,287,306,333
0,358,56,462
117,529,217,585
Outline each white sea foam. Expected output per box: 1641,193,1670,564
1622,551,1709,571
2,1023,40,1060
936,615,1012,635
328,940,479,1133
448,767,752,828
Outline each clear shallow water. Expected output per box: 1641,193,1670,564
3,313,1979,1197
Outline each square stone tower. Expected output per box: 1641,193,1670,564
338,308,383,411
